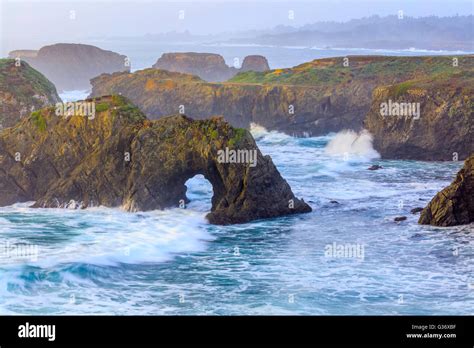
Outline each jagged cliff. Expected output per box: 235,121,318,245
91,55,474,139
365,71,474,160
419,154,474,226
0,95,311,225
0,59,61,130
9,43,129,91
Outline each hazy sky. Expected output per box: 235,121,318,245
1,0,473,55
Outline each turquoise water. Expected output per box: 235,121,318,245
0,126,472,315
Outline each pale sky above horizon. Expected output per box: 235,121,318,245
1,0,473,55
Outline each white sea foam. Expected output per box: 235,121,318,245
324,129,380,161
0,205,214,267
0,129,470,315
249,123,293,144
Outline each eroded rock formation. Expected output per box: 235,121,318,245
152,52,270,82
0,95,311,225
240,55,270,72
419,154,474,226
152,52,237,82
9,44,129,91
0,59,61,130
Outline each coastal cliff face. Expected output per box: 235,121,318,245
91,56,473,139
152,52,270,82
9,44,129,91
419,154,474,226
364,71,474,160
0,59,61,130
89,67,371,136
0,95,311,225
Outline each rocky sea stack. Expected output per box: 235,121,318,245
419,154,474,227
152,52,270,82
9,44,129,91
152,52,237,82
0,95,311,225
0,59,61,129
240,55,270,72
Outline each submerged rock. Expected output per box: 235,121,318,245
410,207,424,214
0,95,311,225
419,154,474,226
394,216,407,222
0,59,61,129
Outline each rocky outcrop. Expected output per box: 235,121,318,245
365,71,474,161
0,95,311,225
89,68,371,135
0,59,61,130
152,52,237,82
152,52,269,82
9,44,129,91
240,55,270,72
92,55,474,139
419,154,474,226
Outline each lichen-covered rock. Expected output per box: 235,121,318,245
9,44,129,91
365,70,474,161
0,59,61,130
419,154,474,226
0,95,311,225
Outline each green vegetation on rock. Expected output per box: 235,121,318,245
30,110,47,132
95,102,109,112
0,58,61,129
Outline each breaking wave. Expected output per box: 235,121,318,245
324,129,380,160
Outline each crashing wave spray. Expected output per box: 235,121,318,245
324,130,380,160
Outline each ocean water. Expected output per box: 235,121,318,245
87,41,474,71
0,125,473,315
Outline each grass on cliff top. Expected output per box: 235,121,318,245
228,55,474,86
109,95,147,123
387,70,474,97
0,58,59,102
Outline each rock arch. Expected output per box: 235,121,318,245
0,96,311,225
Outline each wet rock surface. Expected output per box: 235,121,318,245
419,154,474,226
